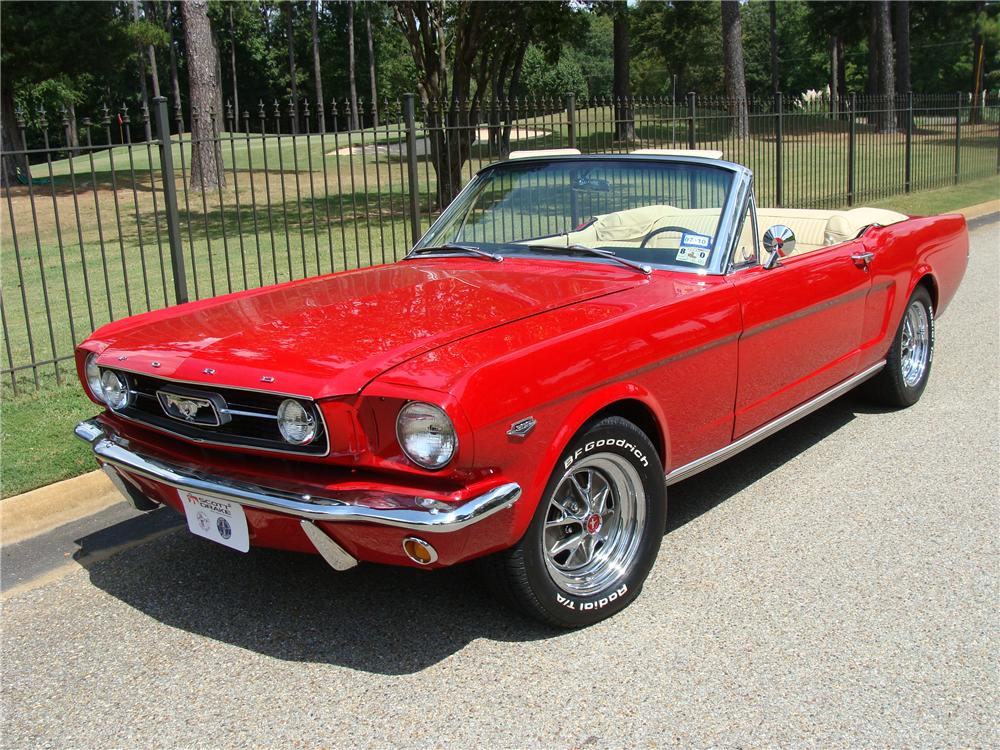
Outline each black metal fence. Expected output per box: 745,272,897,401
2,91,998,393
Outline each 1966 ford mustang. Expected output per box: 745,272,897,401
74,151,968,627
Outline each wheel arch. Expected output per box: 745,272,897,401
913,271,939,311
526,384,669,518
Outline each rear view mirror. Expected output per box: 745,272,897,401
762,225,795,269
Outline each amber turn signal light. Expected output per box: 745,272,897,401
402,537,438,565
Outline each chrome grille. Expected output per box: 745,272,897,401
102,370,328,456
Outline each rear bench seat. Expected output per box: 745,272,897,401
756,207,908,256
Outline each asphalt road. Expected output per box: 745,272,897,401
2,219,997,749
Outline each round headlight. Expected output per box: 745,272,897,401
277,399,317,445
85,353,105,403
396,402,457,470
100,370,130,410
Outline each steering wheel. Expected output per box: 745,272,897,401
639,225,700,249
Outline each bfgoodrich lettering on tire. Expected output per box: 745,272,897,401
482,415,667,628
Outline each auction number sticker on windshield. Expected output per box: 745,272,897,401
676,232,712,266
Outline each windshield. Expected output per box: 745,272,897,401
416,158,736,273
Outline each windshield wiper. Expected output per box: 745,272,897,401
526,243,651,275
405,243,503,262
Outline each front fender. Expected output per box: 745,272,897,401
499,381,668,544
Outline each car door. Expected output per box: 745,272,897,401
729,207,873,439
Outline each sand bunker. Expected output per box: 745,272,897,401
326,127,550,157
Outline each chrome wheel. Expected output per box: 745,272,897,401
542,453,646,596
900,300,930,388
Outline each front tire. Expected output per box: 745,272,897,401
484,416,666,628
865,285,934,407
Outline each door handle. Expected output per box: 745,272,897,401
851,251,874,269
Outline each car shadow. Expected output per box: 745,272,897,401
666,393,862,532
77,393,868,675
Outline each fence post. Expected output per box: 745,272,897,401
775,91,783,207
954,91,962,185
565,92,576,150
403,93,422,246
152,96,188,305
847,92,857,207
687,92,696,149
905,91,913,193
995,90,1000,174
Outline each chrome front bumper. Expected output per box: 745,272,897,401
74,418,522,533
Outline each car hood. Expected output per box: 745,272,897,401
90,259,642,399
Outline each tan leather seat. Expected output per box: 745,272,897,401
757,207,907,257
563,205,908,260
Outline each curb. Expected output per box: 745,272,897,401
958,199,1000,221
2,469,118,547
3,197,998,547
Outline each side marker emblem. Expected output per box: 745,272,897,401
507,417,537,438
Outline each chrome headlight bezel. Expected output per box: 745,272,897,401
395,401,458,470
100,369,130,410
84,352,105,403
276,398,318,446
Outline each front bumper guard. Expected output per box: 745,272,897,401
75,418,521,568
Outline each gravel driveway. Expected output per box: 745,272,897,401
2,219,997,749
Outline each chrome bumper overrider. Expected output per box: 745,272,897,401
74,418,521,533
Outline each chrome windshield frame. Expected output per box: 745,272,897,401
410,154,754,277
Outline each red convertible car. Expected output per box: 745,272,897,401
75,152,968,627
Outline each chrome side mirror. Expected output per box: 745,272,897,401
762,225,795,269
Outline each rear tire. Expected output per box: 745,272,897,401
864,285,934,407
482,416,666,628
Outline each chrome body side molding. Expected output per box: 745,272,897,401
74,419,521,533
665,361,885,486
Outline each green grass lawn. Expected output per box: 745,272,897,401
1,384,98,497
867,173,999,214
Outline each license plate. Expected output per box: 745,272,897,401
179,490,250,552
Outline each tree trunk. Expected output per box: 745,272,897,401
311,0,325,132
212,30,225,131
166,1,182,113
145,1,162,98
286,2,298,134
366,7,378,127
893,1,910,95
347,0,359,130
873,0,896,133
131,0,153,139
829,35,840,118
67,102,80,155
970,0,985,124
892,0,910,129
1,85,28,186
836,37,846,106
769,0,779,96
499,43,527,157
181,0,225,189
612,10,634,141
228,4,239,124
866,12,877,99
721,0,749,139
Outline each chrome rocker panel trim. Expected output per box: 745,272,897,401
665,361,886,486
75,418,521,533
